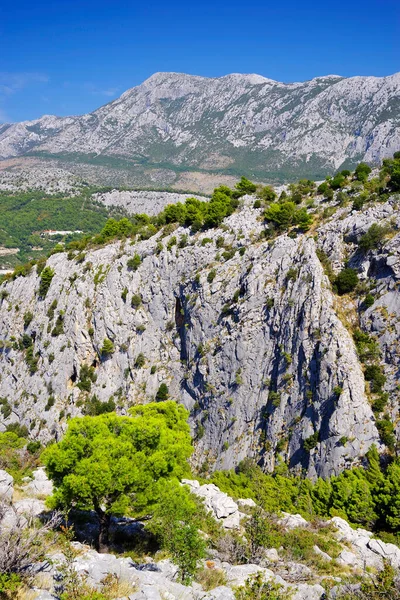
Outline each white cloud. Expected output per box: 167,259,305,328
0,72,49,96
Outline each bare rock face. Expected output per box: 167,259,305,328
2,193,400,477
1,71,399,182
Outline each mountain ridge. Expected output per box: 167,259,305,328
1,71,399,188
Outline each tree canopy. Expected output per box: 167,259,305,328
43,401,192,550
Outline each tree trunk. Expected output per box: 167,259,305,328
94,506,111,553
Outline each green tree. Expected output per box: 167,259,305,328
155,383,169,402
258,185,277,203
330,469,376,527
355,162,372,182
149,481,206,583
100,338,115,357
43,401,193,551
38,266,55,298
334,268,358,295
264,202,296,230
235,176,257,195
358,224,389,252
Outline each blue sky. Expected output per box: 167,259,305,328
1,0,399,123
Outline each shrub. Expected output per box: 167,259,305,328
358,223,389,252
156,383,169,402
134,353,146,368
355,162,372,182
363,294,375,309
83,395,116,416
334,267,358,294
364,364,386,393
101,338,115,357
235,176,257,195
235,571,289,600
127,253,141,271
77,364,97,392
304,431,319,451
23,311,33,328
45,396,55,411
38,266,55,298
131,294,142,308
207,269,217,284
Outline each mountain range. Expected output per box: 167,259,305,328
1,71,399,189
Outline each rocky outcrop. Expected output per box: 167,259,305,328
182,479,243,529
1,71,399,184
3,192,400,476
0,469,13,503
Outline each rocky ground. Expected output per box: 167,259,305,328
1,467,400,599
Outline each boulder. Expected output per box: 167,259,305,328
24,467,53,497
291,583,325,600
368,538,400,569
0,469,13,503
181,480,241,529
278,512,308,530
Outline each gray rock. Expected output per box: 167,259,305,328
24,467,53,497
291,583,325,600
0,470,13,503
313,545,332,562
182,480,241,529
278,513,308,530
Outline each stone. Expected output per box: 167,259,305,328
24,467,53,497
313,545,332,562
0,470,13,503
278,512,309,529
237,498,256,508
224,564,275,587
264,548,280,562
291,583,325,600
182,480,241,529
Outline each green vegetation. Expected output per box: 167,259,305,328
358,223,391,252
38,266,55,298
127,253,141,271
0,188,125,269
264,202,313,232
207,449,400,534
100,338,115,357
0,430,40,484
334,267,359,295
82,395,116,416
43,401,193,551
155,383,169,402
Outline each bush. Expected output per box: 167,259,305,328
23,311,33,329
334,267,358,295
101,338,115,357
77,364,97,392
127,253,141,271
364,364,386,393
156,383,169,402
355,162,372,182
304,432,319,451
83,395,116,416
235,571,290,599
235,176,257,195
131,293,142,308
358,223,389,252
207,269,217,284
38,266,55,298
